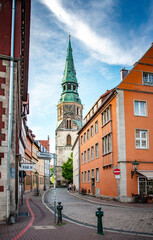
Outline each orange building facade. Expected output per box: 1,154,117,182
79,44,153,202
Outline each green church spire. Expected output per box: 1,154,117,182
59,35,81,104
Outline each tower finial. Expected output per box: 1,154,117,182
69,34,71,40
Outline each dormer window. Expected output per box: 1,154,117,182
143,72,153,85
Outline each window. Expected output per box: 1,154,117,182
91,146,94,160
66,119,71,129
95,121,98,133
139,178,153,195
91,169,94,178
91,125,94,137
84,151,86,163
134,100,146,116
96,168,99,182
67,134,71,145
81,136,83,145
81,172,83,182
76,107,79,115
87,129,89,140
102,106,111,126
84,171,87,182
135,129,148,149
102,133,112,155
87,148,90,162
81,153,83,164
68,84,71,90
63,85,66,91
95,143,99,158
73,85,76,90
84,132,86,143
143,72,153,85
88,170,90,182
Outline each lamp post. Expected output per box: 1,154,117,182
34,170,39,195
131,160,139,178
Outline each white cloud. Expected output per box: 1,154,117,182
40,0,145,66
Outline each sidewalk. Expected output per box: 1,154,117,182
0,190,152,240
69,190,153,209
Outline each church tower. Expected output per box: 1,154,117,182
56,36,83,185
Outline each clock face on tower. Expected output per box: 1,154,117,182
63,105,73,113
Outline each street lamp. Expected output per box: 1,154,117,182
34,170,39,196
43,175,46,191
131,160,139,178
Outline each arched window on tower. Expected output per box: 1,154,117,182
66,119,71,129
67,134,71,145
67,84,71,90
77,107,79,115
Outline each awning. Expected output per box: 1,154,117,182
137,170,153,180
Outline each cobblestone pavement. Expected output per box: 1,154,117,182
44,188,153,237
0,189,153,240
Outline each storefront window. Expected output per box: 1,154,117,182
139,178,153,195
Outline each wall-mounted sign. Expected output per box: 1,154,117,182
21,164,34,171
37,151,51,160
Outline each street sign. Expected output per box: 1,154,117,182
37,151,52,160
21,163,34,171
113,168,121,175
115,175,120,179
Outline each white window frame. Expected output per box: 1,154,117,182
88,170,90,182
84,171,87,182
91,125,94,137
135,129,148,149
84,151,86,163
81,153,83,164
91,169,94,178
102,105,111,126
87,129,90,140
81,172,83,182
87,148,90,162
95,143,99,158
143,72,153,85
96,168,99,182
95,120,98,133
84,132,86,143
134,100,147,117
102,133,112,155
81,136,83,145
91,146,94,160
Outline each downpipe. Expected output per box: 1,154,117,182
7,0,15,223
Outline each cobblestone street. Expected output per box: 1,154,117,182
45,188,153,236
0,189,153,240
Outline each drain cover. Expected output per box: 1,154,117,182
33,225,56,230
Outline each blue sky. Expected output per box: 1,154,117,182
28,0,153,152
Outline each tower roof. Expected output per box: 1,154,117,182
59,36,81,104
62,35,78,84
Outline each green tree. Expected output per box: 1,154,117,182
61,152,73,181
50,167,54,177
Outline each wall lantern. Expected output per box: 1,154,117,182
131,160,139,178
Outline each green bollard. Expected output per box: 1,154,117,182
57,202,63,224
95,206,104,235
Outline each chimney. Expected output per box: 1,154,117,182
120,67,128,81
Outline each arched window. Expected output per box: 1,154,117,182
77,107,79,115
67,84,71,90
67,134,71,145
66,119,71,129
